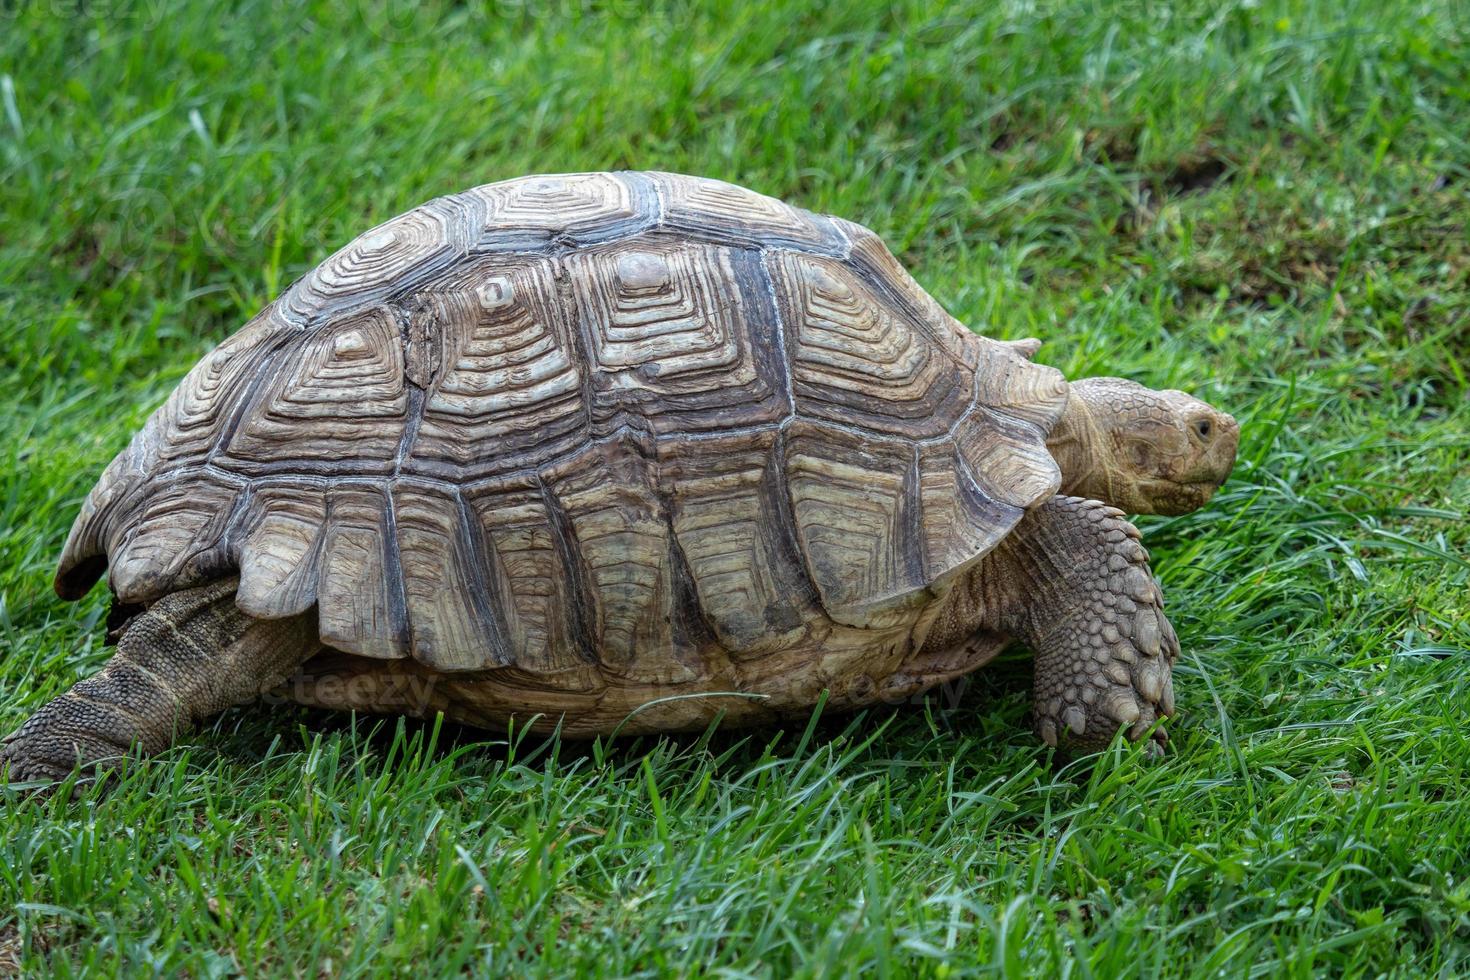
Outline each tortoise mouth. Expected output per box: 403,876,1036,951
1142,478,1221,515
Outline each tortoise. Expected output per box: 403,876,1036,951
1,171,1239,784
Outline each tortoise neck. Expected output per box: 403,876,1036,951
1046,388,1107,498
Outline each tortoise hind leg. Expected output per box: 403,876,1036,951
976,495,1180,751
1,578,318,785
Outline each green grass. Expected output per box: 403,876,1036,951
2,0,1468,974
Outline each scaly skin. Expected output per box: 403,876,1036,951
970,496,1178,750
0,579,316,785
1047,377,1240,516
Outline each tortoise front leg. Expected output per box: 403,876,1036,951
976,496,1179,750
1,579,318,785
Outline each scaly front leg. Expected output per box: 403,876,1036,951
975,496,1180,750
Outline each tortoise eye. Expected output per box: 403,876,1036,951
1193,418,1213,440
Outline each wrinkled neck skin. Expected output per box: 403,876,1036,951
1046,388,1115,502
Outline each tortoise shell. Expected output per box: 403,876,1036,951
56,172,1069,678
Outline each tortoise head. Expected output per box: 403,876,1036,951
1046,377,1239,515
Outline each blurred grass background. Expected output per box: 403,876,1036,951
1,0,1467,974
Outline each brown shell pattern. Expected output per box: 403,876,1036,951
56,172,1069,676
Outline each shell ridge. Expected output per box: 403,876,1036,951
451,488,516,667
755,249,799,429
536,475,601,667
377,484,412,653
393,383,427,477
550,250,603,442
763,426,822,610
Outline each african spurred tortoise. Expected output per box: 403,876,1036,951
2,172,1239,783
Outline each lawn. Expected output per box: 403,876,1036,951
1,0,1468,974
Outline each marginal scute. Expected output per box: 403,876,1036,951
316,486,407,660
55,307,297,599
950,402,1063,508
465,480,585,674
916,441,1023,586
544,437,703,683
392,483,509,671
783,422,925,628
970,342,1070,430
658,431,809,653
54,422,163,600
108,469,241,605
235,484,327,619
